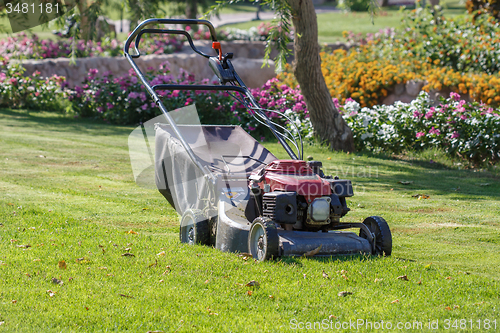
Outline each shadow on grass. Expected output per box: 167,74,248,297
351,149,500,200
277,253,386,266
0,108,136,136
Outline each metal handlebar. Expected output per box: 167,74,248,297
124,18,219,59
124,18,301,173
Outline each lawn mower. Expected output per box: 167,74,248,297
124,18,392,260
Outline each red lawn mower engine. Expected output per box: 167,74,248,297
246,160,353,232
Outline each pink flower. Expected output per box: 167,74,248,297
429,127,440,135
332,98,340,109
416,132,425,138
293,103,304,112
171,90,180,97
451,131,460,139
9,77,18,86
450,92,460,101
88,68,98,79
106,102,114,109
141,103,148,111
460,115,467,120
0,72,6,82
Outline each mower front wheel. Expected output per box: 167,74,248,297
359,216,392,256
180,209,210,245
248,217,279,261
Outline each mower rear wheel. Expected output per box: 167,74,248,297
180,209,210,245
248,217,279,261
359,216,392,256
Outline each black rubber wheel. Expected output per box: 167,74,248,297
179,209,210,245
359,216,392,256
248,217,280,261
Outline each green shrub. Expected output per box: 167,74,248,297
0,56,67,111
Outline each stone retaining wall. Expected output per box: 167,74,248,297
17,41,353,88
382,80,471,105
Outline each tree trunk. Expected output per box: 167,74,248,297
287,0,354,152
186,0,198,19
77,0,90,41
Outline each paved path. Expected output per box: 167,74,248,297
110,7,338,34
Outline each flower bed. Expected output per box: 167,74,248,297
277,8,500,108
0,56,67,111
284,90,500,163
0,32,183,60
0,23,285,61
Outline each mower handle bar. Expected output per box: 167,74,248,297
124,19,301,178
124,18,219,59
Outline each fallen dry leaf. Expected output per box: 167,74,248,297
58,261,67,269
322,270,330,279
33,259,41,262
16,244,31,249
444,306,452,311
398,181,413,185
245,280,260,287
269,295,274,299
303,245,322,257
125,230,138,235
51,278,63,286
156,251,166,256
246,290,253,296
374,278,383,283
121,253,135,257
397,275,409,281
46,290,56,297
412,194,430,200
391,299,400,304
118,294,133,298
148,260,157,268
75,257,91,264
12,300,17,304
338,291,352,297
445,276,452,280
417,280,422,285
329,315,337,319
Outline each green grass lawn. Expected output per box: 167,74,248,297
1,108,499,332
222,7,468,43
